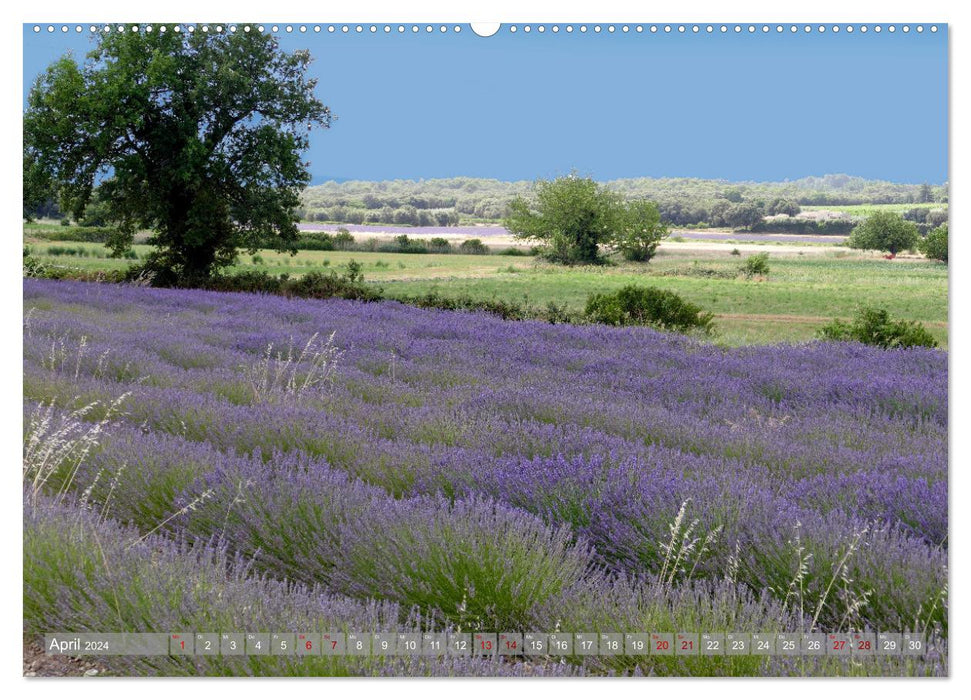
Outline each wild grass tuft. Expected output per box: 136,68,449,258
243,331,342,403
23,394,129,507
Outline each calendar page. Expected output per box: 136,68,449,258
21,8,949,682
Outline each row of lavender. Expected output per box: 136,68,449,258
23,279,947,675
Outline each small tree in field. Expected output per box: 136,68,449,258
918,223,948,263
504,174,620,264
23,26,332,285
847,212,920,256
612,200,669,262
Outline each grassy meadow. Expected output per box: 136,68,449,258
24,232,949,347
800,202,946,215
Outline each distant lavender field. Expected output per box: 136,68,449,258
23,279,946,676
299,222,509,237
298,223,846,245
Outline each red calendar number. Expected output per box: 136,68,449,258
858,640,871,651
656,640,670,651
481,640,493,651
832,640,846,651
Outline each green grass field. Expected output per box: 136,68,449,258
24,236,948,347
801,202,947,215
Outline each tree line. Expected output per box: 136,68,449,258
296,175,948,229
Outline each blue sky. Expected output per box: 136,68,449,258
23,23,948,184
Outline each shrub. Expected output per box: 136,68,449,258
23,247,46,277
333,228,356,249
402,291,529,321
730,248,741,256
741,253,770,277
392,234,428,254
290,232,337,251
918,223,948,263
201,263,381,303
59,218,71,227
24,225,115,244
427,237,453,253
459,238,488,255
204,270,284,294
285,270,382,303
818,306,937,349
45,245,85,257
584,285,715,334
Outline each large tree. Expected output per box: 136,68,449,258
24,26,332,284
847,212,920,256
612,200,668,262
504,174,621,264
504,175,673,264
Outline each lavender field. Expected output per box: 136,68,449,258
22,278,947,676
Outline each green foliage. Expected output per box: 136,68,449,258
721,187,744,203
333,229,356,249
723,202,764,230
504,175,672,265
458,238,488,255
203,261,381,302
427,237,453,253
751,217,855,236
285,271,380,302
584,285,715,334
402,291,530,320
390,234,428,254
730,248,741,256
504,174,621,264
918,183,933,203
23,247,46,277
765,198,801,216
45,246,89,257
299,175,947,232
918,223,948,263
741,253,770,277
22,224,115,244
818,306,937,349
23,27,332,285
847,212,920,255
78,190,111,227
613,200,669,262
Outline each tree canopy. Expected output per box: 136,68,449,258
612,200,668,262
503,174,668,264
504,174,619,264
846,212,920,255
24,26,332,284
918,223,948,263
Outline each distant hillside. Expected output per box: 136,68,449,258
299,175,948,229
